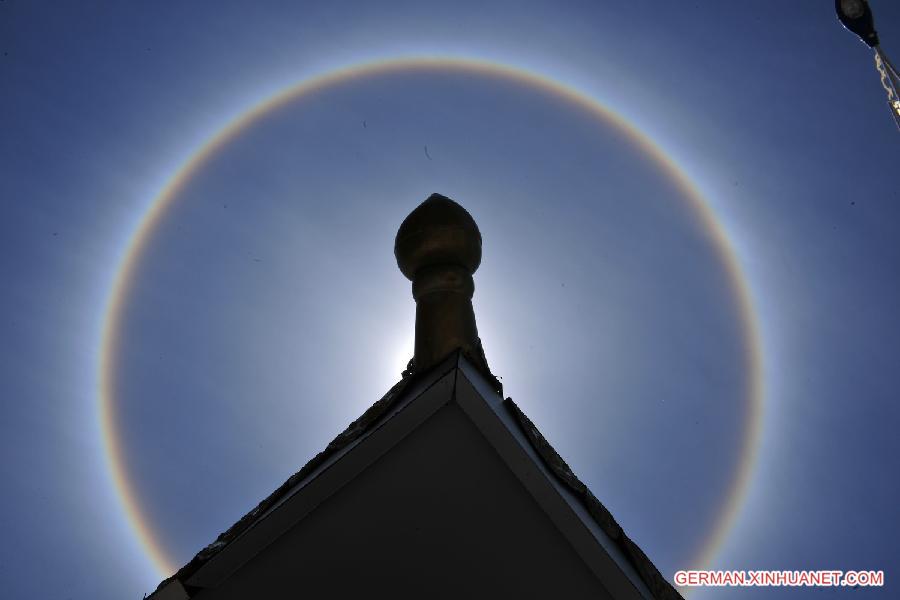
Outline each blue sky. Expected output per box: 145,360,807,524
2,2,899,598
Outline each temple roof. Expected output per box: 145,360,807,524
149,351,682,600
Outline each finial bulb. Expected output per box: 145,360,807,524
394,193,482,281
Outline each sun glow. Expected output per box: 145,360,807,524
391,334,415,381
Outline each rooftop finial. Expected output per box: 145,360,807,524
395,193,491,376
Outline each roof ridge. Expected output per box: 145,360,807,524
503,398,683,600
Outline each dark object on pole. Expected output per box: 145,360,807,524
836,0,879,47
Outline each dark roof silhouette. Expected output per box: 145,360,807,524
150,351,682,600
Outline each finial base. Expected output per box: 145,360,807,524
411,265,482,373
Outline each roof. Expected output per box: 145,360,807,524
149,351,683,600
